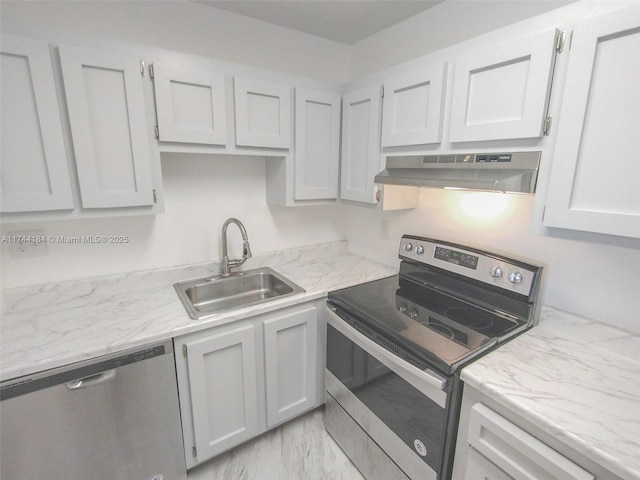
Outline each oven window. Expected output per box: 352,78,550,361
327,324,447,474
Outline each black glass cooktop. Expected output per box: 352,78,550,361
328,274,527,375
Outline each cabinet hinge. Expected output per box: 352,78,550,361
543,116,552,136
152,189,158,204
154,124,159,139
375,189,381,202
140,60,145,77
556,31,566,53
192,446,197,458
182,344,188,357
148,62,155,79
381,85,384,98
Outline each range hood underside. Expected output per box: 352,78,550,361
374,152,541,194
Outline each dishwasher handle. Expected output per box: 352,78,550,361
66,369,116,390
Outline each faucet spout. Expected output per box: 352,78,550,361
221,218,252,277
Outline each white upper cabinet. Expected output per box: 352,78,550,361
341,84,382,204
59,46,156,208
294,87,340,200
449,29,560,142
152,64,227,145
544,7,640,239
234,77,291,149
1,34,74,213
381,62,447,147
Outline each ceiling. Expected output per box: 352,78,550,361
195,0,444,45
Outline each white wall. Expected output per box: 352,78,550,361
0,0,351,84
350,0,577,78
1,155,344,286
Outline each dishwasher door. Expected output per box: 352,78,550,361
0,340,186,480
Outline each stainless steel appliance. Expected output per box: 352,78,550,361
325,235,542,480
374,151,541,193
0,340,186,480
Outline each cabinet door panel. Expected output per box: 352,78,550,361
449,29,558,142
1,34,74,212
234,77,291,148
263,306,318,427
381,63,447,147
185,325,259,463
294,88,340,200
59,46,154,208
341,85,382,204
153,65,227,145
544,8,640,238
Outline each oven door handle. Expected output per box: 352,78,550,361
326,305,448,407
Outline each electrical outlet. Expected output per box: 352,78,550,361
5,229,49,259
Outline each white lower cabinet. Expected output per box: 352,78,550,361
174,302,321,469
452,385,620,480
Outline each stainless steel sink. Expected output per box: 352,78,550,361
174,267,305,319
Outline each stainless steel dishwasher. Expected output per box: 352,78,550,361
0,339,186,480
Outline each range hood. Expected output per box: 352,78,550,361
374,151,541,194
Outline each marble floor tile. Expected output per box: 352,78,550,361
187,408,365,480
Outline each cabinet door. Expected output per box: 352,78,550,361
182,324,259,465
59,46,155,208
341,85,382,204
1,34,74,212
449,29,559,142
152,64,227,145
263,306,318,427
543,7,640,239
234,77,291,148
381,63,447,147
294,88,340,200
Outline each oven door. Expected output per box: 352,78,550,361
325,304,450,480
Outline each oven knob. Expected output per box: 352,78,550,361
415,245,425,255
490,266,503,278
508,272,523,284
398,305,407,313
410,309,419,319
404,242,413,252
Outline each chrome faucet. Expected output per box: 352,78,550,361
220,218,252,277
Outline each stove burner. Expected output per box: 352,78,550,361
424,320,454,340
444,307,493,330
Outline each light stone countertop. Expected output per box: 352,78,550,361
0,241,397,381
4,246,638,479
461,305,640,480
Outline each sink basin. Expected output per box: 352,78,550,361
174,267,305,319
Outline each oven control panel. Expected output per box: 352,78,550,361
399,236,540,297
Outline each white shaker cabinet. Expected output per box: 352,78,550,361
175,324,259,468
174,302,321,469
151,64,227,145
543,6,640,239
341,84,383,204
293,88,341,200
59,46,156,208
452,385,615,480
0,34,74,212
263,306,318,427
234,77,291,149
381,62,447,147
449,29,560,142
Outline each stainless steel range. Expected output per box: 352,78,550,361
324,235,543,480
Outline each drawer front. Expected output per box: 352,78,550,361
468,403,594,480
